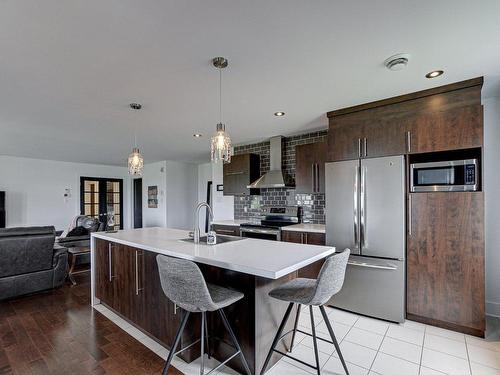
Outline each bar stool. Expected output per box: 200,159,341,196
156,255,252,375
260,249,351,375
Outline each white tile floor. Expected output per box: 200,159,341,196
93,304,500,375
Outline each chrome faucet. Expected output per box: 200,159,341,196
193,202,214,244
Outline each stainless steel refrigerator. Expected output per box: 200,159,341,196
325,155,406,323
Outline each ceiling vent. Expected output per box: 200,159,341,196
384,53,410,71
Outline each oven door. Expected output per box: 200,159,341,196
240,227,280,241
410,159,477,192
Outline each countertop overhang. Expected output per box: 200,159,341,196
92,227,335,279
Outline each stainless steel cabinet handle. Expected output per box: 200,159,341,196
135,250,143,295
311,163,315,192
301,232,304,244
217,229,235,234
364,138,367,158
354,165,359,249
225,171,244,176
305,233,308,244
174,303,178,315
108,243,113,282
406,131,411,153
408,195,412,236
348,260,397,270
358,138,362,158
315,164,320,192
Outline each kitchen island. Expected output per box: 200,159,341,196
90,227,335,374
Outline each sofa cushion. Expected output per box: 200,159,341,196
0,226,56,278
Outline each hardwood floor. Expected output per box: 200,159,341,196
0,273,182,375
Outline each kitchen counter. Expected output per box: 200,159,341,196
282,223,326,233
211,219,247,226
92,227,334,279
90,227,335,374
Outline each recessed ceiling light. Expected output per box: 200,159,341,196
274,111,285,117
425,70,444,79
193,133,203,138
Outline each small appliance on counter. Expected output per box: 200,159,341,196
239,206,302,241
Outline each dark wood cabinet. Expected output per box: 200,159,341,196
363,118,407,158
223,153,260,196
327,122,363,161
295,142,327,193
94,239,114,307
281,230,326,278
407,192,485,337
406,105,483,154
212,224,240,237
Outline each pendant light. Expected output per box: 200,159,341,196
128,103,144,175
211,57,232,164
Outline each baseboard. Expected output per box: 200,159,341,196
406,313,485,338
486,301,500,318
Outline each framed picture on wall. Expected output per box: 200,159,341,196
148,186,158,208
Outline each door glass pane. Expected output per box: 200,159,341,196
114,204,120,214
84,180,99,192
84,192,99,204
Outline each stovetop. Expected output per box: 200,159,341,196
240,206,302,229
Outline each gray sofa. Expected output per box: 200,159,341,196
0,226,68,301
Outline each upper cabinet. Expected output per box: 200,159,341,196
295,142,327,193
327,77,484,162
223,153,260,196
406,105,483,154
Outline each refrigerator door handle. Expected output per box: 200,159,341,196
360,165,366,249
348,259,398,270
353,165,359,249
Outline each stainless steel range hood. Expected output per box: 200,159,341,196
247,136,294,189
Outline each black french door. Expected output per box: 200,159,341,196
80,177,124,230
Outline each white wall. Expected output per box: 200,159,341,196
141,160,198,230
165,161,197,230
141,161,167,228
484,96,500,317
0,155,131,231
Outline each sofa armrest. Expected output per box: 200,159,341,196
52,246,68,268
57,235,90,244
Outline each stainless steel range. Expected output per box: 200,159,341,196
239,206,302,241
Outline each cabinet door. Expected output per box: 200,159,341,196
296,143,327,194
407,105,483,154
327,122,363,162
304,232,325,246
281,230,303,244
407,192,485,335
223,154,260,196
94,239,114,306
363,119,407,158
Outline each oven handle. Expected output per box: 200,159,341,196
240,227,280,236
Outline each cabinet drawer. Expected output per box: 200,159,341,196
212,225,240,237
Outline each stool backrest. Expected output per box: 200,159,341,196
309,249,350,306
156,255,214,312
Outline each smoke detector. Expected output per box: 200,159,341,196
384,53,410,71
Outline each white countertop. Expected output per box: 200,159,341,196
211,219,248,227
282,224,326,233
92,227,335,279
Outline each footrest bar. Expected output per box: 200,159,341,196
273,349,319,371
296,328,335,345
205,351,240,375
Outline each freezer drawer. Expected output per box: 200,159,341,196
328,256,405,323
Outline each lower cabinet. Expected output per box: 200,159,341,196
407,192,485,337
94,239,197,357
281,230,326,278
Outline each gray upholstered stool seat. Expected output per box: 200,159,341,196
156,255,251,375
261,249,351,375
268,278,316,305
207,283,244,309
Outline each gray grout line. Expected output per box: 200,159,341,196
464,334,474,375
418,324,426,375
367,321,390,373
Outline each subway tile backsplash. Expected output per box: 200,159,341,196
233,130,327,224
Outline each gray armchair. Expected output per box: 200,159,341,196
56,215,103,248
0,226,68,300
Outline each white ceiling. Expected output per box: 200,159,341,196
1,0,499,165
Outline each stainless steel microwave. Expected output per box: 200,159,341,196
410,159,478,192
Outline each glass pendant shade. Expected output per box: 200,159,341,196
128,147,144,175
211,123,232,163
